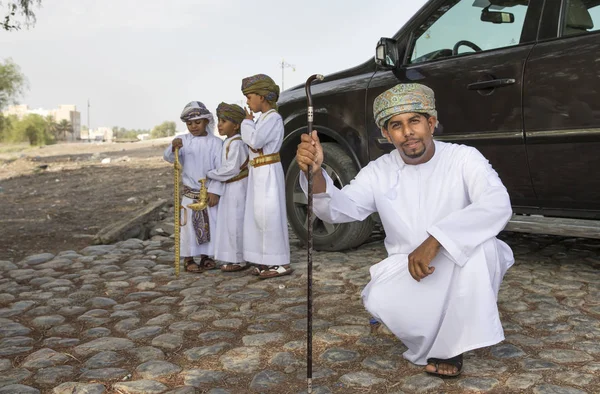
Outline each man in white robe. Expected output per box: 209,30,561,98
164,101,223,272
296,83,514,376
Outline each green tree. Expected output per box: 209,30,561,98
0,58,27,110
2,0,42,31
56,119,71,141
150,121,176,139
13,113,48,145
44,115,58,141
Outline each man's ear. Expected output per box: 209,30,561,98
428,116,437,134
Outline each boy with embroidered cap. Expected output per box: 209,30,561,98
296,83,514,377
164,101,223,273
207,102,250,272
240,74,292,279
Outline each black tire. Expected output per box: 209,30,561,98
285,142,375,251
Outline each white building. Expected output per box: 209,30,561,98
81,127,113,143
2,104,81,141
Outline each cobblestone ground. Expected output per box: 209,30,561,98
0,228,598,393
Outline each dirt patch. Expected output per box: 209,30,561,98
0,140,175,262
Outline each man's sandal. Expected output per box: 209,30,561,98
426,354,463,377
258,265,294,279
199,256,217,270
184,259,203,273
221,263,249,272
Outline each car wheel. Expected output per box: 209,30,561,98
285,142,375,251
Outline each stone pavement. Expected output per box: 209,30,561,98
0,229,598,393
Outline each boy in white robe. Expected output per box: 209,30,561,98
296,83,514,377
163,101,223,273
240,74,292,279
207,102,249,272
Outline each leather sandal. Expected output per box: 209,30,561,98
258,265,294,279
426,354,463,377
221,263,249,272
199,256,217,270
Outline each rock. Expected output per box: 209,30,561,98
532,385,588,394
87,297,117,308
184,343,230,361
328,325,370,337
242,332,285,346
22,348,69,369
249,370,287,391
490,343,526,359
538,349,594,363
401,374,444,392
182,369,227,386
339,371,387,387
33,365,75,384
84,327,111,339
458,377,500,391
151,333,182,350
506,373,543,390
0,384,40,393
31,315,65,328
84,351,125,369
79,368,129,380
127,326,163,340
361,355,398,371
220,347,261,373
212,319,243,329
136,360,182,379
128,346,165,363
22,253,55,266
52,382,106,394
270,352,302,367
320,348,360,364
0,368,31,386
74,337,135,357
112,380,168,394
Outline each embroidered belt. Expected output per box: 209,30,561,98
250,152,280,168
182,185,200,199
225,168,249,183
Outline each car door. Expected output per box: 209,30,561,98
367,0,543,208
524,0,600,217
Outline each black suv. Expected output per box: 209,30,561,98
278,0,600,251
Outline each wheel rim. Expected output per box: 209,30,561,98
290,163,344,237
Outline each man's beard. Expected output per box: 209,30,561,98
401,140,426,158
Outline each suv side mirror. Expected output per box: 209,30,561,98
375,37,399,70
481,6,514,24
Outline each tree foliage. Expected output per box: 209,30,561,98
3,113,53,145
0,58,27,110
2,0,42,31
150,121,177,139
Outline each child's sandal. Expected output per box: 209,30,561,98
221,263,249,272
199,256,217,270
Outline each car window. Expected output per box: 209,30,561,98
562,0,600,36
409,0,531,64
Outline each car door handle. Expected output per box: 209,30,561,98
467,78,516,90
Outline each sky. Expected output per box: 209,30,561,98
1,0,427,132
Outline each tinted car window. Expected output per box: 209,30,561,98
562,0,600,36
409,0,530,64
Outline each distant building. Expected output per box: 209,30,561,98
2,104,81,141
81,127,113,143
137,133,151,141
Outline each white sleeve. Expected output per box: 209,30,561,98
241,114,280,150
427,149,512,267
299,165,377,223
207,141,244,181
207,140,224,196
